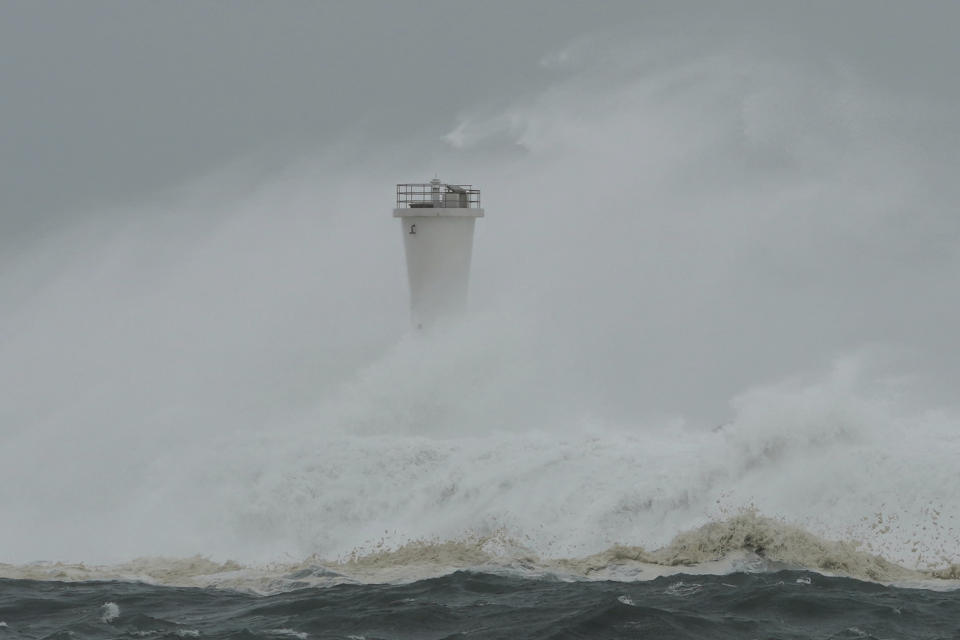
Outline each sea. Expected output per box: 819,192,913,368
3,308,960,639
3,320,960,638
2,569,960,639
2,370,960,640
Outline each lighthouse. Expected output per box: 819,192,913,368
394,179,484,330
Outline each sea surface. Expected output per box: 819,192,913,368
2,570,959,639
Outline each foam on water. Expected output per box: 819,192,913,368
100,602,120,623
2,512,958,593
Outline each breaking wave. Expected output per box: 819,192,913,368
2,313,960,591
3,512,958,594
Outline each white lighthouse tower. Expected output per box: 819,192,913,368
394,179,483,330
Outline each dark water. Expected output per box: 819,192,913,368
1,571,958,639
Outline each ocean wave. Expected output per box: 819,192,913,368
2,351,959,582
3,513,957,594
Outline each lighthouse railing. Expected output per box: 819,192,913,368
396,183,481,209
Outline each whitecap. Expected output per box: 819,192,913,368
664,581,703,597
100,602,119,623
266,630,308,639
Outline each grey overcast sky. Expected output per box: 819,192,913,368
2,1,958,245
0,0,627,242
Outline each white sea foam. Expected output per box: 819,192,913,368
664,581,703,597
266,630,308,640
100,602,120,623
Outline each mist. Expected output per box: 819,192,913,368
1,3,959,568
